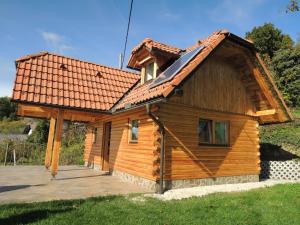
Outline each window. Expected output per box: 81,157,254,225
93,128,98,144
215,121,228,145
198,119,212,144
198,119,229,146
145,62,155,81
129,119,139,143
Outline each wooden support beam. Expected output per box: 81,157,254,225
254,109,276,117
137,56,152,65
51,110,64,177
44,117,56,169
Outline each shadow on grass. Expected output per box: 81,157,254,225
260,143,299,161
0,195,120,225
0,208,73,225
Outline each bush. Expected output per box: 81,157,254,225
60,143,85,165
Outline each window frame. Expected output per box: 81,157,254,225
128,119,139,143
145,61,155,82
198,118,230,147
198,119,213,145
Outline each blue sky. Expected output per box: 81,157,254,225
0,0,299,97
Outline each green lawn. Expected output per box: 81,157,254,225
0,183,299,225
260,108,300,158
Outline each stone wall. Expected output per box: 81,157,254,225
112,169,259,192
112,170,159,192
164,175,259,190
260,160,300,180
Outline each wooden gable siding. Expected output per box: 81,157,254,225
170,56,256,116
158,103,260,180
84,108,158,181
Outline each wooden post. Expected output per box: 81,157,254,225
13,149,16,166
44,117,56,169
51,110,64,177
4,143,8,166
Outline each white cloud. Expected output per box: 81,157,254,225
40,31,73,54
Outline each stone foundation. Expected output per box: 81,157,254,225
84,161,101,171
112,170,159,192
111,169,259,192
165,174,259,190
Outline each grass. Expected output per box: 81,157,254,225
260,108,300,158
0,120,27,134
0,183,299,225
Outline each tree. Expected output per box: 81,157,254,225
27,120,49,144
286,0,299,13
272,46,300,106
0,97,17,120
246,23,293,59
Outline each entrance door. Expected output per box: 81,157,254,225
102,122,111,171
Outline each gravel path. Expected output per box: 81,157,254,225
148,180,300,201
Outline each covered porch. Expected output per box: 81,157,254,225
0,165,150,204
16,103,106,177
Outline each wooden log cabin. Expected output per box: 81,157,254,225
11,30,292,193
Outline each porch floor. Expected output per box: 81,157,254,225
0,165,151,205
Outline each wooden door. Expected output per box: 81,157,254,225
102,122,111,171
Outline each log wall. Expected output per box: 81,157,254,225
157,102,260,180
84,108,158,181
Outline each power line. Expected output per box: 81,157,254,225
121,0,134,69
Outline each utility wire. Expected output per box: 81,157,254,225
121,0,134,69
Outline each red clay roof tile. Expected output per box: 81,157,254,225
13,30,290,122
115,30,228,110
12,52,140,111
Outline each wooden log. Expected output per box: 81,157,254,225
51,110,64,177
44,117,56,169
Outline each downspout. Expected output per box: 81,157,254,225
146,104,165,194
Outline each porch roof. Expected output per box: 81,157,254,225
12,52,140,112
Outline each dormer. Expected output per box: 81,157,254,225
128,38,183,85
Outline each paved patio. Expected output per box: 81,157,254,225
0,165,151,204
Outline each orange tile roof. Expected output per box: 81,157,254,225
12,52,140,111
127,38,183,69
11,29,292,123
131,38,183,55
115,30,228,110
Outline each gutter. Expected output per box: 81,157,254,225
146,103,165,194
113,97,165,114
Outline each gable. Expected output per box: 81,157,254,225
168,38,292,124
170,55,256,116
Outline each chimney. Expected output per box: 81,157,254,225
119,53,123,69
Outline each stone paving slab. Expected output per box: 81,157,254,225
0,166,151,204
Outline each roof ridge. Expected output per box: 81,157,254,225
47,52,140,75
132,38,183,53
17,51,140,76
15,51,49,62
150,39,183,51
